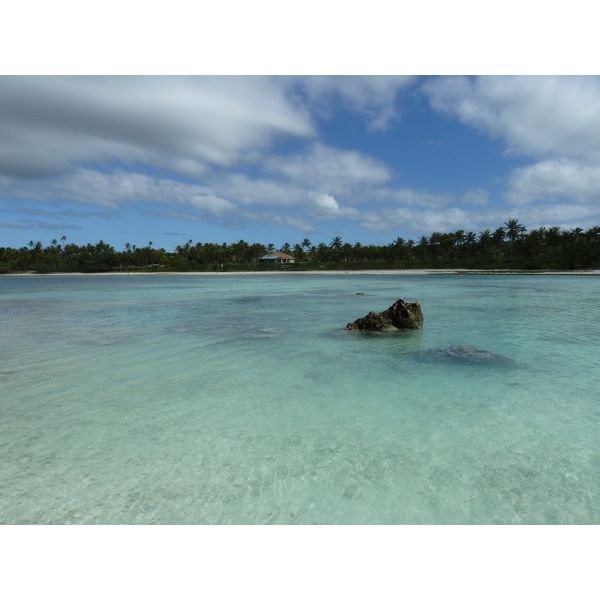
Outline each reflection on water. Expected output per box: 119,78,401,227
1,274,599,524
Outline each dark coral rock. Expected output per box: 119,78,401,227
420,345,512,365
346,298,423,331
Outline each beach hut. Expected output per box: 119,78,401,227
260,252,295,264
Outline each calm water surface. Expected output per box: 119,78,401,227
1,273,599,524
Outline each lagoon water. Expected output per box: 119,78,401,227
1,273,599,524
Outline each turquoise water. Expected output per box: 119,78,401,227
1,273,599,524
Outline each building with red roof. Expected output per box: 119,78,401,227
260,252,295,264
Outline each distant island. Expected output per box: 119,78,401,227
2,219,599,274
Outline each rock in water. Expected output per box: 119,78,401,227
346,298,423,331
420,345,512,365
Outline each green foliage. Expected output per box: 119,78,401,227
34,263,56,274
83,250,114,272
4,222,600,275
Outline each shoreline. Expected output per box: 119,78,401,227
3,268,600,277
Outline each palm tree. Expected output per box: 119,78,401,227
504,218,527,260
524,228,543,262
353,241,363,261
317,242,328,262
452,229,466,246
301,238,311,251
280,242,291,254
122,243,131,270
48,239,59,270
544,227,561,259
478,230,491,264
392,237,405,260
449,230,464,260
293,244,305,262
60,236,68,266
463,232,476,260
330,236,342,250
584,226,600,266
586,226,600,238
429,232,441,260
341,243,353,263
27,241,41,264
249,243,266,267
492,227,505,257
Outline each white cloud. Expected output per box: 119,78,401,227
211,174,303,208
295,75,416,132
0,169,237,216
8,75,600,243
0,76,416,182
372,186,490,209
506,159,600,205
354,202,596,237
264,143,392,195
0,76,316,179
508,203,598,230
6,160,598,240
309,192,360,219
152,211,209,224
374,187,453,208
358,206,481,235
310,191,339,213
423,76,600,161
237,209,317,234
420,76,600,232
0,221,27,230
461,188,490,206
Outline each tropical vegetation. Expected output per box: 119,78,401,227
1,220,600,274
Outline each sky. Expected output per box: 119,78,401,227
2,75,600,252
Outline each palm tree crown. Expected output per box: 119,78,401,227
330,236,343,250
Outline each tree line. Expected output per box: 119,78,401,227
1,220,600,274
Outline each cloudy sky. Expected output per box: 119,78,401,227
2,75,600,250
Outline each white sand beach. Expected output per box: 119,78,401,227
3,269,600,277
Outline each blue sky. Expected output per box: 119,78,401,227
2,75,600,252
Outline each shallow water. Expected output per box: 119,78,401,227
1,273,599,524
